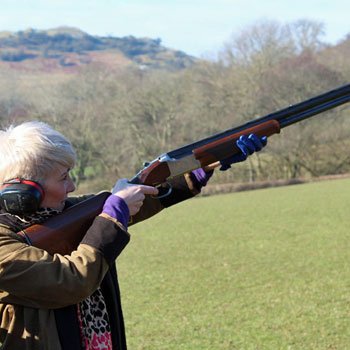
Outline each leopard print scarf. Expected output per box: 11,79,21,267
0,207,62,231
77,288,113,349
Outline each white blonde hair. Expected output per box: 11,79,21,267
0,121,76,184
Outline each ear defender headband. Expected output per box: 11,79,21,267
0,179,45,215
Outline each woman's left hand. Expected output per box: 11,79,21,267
217,134,267,171
204,133,267,172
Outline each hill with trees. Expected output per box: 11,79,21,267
0,27,196,71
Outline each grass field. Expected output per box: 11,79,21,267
117,178,350,349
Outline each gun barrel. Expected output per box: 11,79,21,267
280,94,350,128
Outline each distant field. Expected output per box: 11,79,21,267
118,178,350,349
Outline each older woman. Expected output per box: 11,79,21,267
0,121,266,349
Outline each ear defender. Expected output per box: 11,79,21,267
0,179,45,215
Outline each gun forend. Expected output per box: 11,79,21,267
193,120,280,166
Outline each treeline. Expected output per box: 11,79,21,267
0,20,349,192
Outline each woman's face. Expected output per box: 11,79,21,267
40,164,76,211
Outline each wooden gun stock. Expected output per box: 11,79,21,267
21,191,111,255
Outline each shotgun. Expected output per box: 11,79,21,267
129,83,350,186
23,83,350,255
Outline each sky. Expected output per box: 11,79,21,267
1,0,349,57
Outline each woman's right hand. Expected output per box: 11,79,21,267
112,179,159,216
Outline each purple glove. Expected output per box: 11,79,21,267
191,168,214,188
102,195,130,229
220,134,267,171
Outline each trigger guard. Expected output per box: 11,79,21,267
152,183,172,199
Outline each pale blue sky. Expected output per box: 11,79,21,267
1,0,349,57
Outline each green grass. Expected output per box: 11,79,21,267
117,178,350,349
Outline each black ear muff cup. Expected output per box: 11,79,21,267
0,179,44,215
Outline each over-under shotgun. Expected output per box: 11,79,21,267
130,83,350,186
23,83,350,255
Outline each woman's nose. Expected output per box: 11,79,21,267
67,177,76,193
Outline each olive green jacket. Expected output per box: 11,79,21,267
0,173,200,349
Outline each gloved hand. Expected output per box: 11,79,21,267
104,179,159,228
220,134,267,171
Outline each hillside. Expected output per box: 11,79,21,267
0,26,197,72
